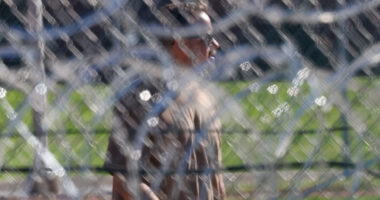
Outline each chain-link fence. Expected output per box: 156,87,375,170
1,0,380,199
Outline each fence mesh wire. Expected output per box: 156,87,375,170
1,0,380,199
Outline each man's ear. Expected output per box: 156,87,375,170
160,39,175,46
170,39,175,46
169,39,176,46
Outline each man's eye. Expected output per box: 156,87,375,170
203,34,213,46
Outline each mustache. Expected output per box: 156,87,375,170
209,49,217,57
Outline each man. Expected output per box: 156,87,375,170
104,1,225,199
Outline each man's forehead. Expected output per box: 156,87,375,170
197,11,211,24
193,11,212,30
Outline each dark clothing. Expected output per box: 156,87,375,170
104,77,225,200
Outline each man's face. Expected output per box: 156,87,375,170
167,11,219,66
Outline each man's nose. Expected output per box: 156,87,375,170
210,38,219,50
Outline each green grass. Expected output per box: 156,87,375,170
1,78,380,198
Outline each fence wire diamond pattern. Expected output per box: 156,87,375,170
0,0,380,199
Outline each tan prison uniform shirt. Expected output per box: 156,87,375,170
104,76,225,200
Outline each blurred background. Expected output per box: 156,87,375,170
0,0,380,199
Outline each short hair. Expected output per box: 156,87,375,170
137,0,209,27
136,1,209,46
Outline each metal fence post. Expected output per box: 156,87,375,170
25,0,60,195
